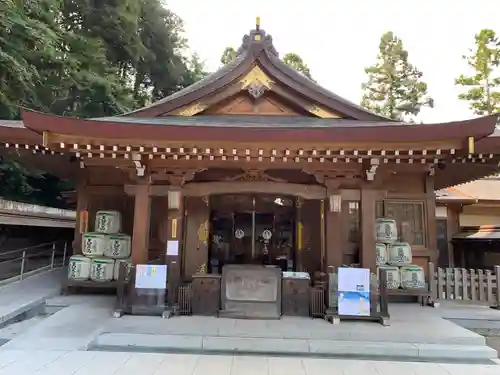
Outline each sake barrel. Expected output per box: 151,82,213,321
90,257,115,282
95,210,122,234
375,243,387,266
104,234,132,259
82,232,109,257
113,258,133,281
387,242,412,266
400,265,425,289
68,255,91,280
377,265,401,289
375,218,398,243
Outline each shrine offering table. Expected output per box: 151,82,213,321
219,264,282,319
191,273,221,316
281,272,311,317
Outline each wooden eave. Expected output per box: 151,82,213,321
122,27,392,121
0,120,41,145
20,108,498,147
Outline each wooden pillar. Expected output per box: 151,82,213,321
295,197,304,271
73,169,89,254
131,183,151,265
360,187,377,272
446,204,461,267
325,181,343,270
165,189,183,306
425,175,438,265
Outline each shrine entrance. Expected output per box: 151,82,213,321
208,194,296,273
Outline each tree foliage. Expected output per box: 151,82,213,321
219,46,314,80
456,29,500,115
0,0,208,206
361,31,433,121
282,53,313,80
220,47,237,65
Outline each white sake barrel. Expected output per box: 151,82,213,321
68,255,91,280
82,232,109,257
400,265,425,289
113,258,133,280
104,234,131,259
387,242,412,266
95,210,122,234
375,218,398,243
90,257,115,282
377,265,401,289
376,243,387,266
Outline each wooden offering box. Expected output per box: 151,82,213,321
191,274,221,316
281,272,311,317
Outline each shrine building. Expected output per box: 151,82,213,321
2,20,500,298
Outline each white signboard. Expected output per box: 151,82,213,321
166,240,179,256
135,264,167,289
337,267,370,316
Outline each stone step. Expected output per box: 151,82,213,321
218,309,280,320
91,332,498,363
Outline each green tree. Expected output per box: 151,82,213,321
220,47,237,64
0,0,207,205
361,31,434,121
456,29,500,115
220,47,314,80
283,53,313,80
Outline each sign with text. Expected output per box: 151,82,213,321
337,267,370,316
135,264,167,289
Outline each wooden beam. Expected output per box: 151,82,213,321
182,181,327,199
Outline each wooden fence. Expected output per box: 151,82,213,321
430,263,500,306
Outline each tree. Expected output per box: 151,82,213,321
283,53,313,80
361,31,434,121
456,29,500,115
0,0,208,205
220,47,237,65
219,47,314,80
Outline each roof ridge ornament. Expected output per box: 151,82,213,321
237,17,279,58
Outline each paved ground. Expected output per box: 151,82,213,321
0,349,499,375
103,304,485,345
0,269,64,325
437,302,500,357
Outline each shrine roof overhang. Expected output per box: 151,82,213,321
18,109,499,147
122,25,392,121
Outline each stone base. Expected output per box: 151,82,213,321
218,309,280,320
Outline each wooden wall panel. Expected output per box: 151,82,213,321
204,92,305,116
183,197,210,279
301,199,321,273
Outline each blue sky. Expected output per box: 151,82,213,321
166,0,500,123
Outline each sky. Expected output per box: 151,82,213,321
165,0,500,123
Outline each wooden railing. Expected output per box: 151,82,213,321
431,265,500,305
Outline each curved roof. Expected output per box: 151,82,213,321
124,26,392,121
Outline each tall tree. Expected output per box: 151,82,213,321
361,31,434,121
283,53,313,80
0,0,208,205
456,29,500,115
220,47,237,65
219,47,314,80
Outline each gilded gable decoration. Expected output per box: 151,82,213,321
239,65,274,90
247,81,267,99
308,105,341,119
177,102,208,116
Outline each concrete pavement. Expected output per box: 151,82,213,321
0,349,499,375
0,269,64,325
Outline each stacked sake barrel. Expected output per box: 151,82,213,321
375,218,425,290
68,210,132,283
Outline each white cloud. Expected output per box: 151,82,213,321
166,0,500,123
